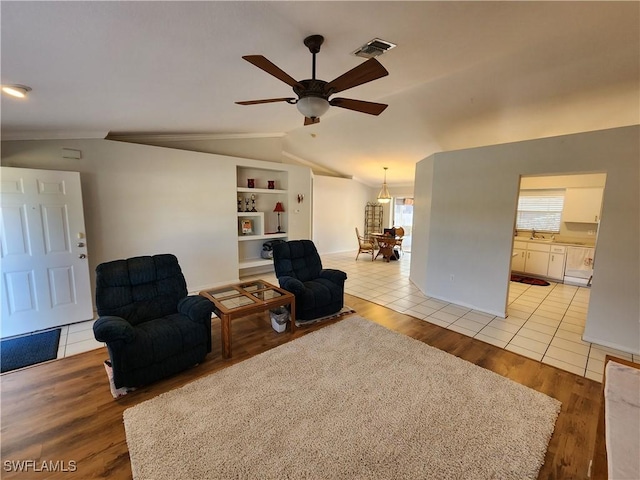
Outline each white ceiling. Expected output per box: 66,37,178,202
1,1,638,187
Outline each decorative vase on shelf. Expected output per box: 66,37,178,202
268,180,275,189
247,179,255,188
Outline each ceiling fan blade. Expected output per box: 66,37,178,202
329,98,388,115
304,117,320,126
324,58,389,94
236,97,296,105
242,55,302,88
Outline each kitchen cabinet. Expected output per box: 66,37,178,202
512,241,527,272
512,241,550,277
525,250,549,276
547,245,566,280
512,241,574,282
563,187,603,223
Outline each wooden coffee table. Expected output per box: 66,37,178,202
200,280,295,359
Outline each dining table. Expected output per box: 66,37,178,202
370,233,402,262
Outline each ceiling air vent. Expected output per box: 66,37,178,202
352,38,397,59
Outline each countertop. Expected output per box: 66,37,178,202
514,237,596,248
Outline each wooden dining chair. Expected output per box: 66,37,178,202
394,226,405,256
355,227,375,261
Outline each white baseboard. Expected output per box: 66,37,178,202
582,334,640,356
423,293,506,319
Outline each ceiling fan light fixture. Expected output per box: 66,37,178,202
296,96,330,119
2,84,31,98
377,167,392,204
237,34,389,126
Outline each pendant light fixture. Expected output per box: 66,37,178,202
377,167,391,204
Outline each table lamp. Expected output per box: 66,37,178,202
273,202,285,233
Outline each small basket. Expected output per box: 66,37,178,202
269,307,289,333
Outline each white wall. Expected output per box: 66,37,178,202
312,175,375,254
1,139,312,296
411,126,640,354
112,135,286,163
409,159,434,291
519,173,607,243
519,174,607,190
308,177,414,256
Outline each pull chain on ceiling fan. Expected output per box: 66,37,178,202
236,35,389,126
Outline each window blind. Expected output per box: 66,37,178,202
516,190,565,232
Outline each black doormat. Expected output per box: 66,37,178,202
510,274,550,286
1,329,61,373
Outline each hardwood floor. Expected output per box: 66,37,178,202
0,294,602,479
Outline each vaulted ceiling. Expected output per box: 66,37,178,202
2,1,638,186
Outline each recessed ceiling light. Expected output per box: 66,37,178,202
2,85,32,98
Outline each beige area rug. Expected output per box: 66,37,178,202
124,316,561,480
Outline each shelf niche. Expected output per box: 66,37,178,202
236,166,288,275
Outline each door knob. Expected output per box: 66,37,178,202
79,254,87,259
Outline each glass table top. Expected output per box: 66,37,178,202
251,289,283,301
206,288,240,300
201,280,289,312
241,280,272,292
218,296,255,309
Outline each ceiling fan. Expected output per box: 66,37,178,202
236,35,389,126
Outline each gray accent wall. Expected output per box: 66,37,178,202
411,126,639,354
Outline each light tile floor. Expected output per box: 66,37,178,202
314,250,636,383
55,318,101,359
52,250,637,382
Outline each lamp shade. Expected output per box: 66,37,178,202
274,202,285,213
377,185,391,204
377,167,392,203
296,96,330,118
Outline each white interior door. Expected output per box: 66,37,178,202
1,167,92,338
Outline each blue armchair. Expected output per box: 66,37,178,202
273,240,347,321
93,254,213,389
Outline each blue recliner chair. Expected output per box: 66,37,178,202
273,240,347,321
93,254,213,389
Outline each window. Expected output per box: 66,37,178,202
516,190,565,232
393,198,413,252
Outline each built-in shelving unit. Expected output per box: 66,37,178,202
236,166,288,274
